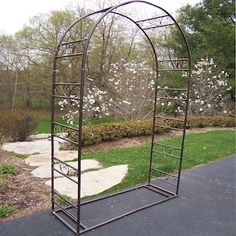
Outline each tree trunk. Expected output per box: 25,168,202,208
11,69,18,111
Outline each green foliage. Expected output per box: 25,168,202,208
82,130,235,194
0,204,13,217
170,0,235,83
0,164,18,176
157,71,187,89
0,109,38,141
68,116,235,147
0,163,18,192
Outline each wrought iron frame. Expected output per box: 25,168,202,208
51,0,191,234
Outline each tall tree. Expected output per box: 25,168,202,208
0,35,28,110
169,0,235,78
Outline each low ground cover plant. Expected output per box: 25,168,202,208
0,164,18,218
0,204,13,217
0,164,18,176
0,163,18,187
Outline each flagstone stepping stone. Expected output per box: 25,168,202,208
2,140,59,155
31,159,101,178
28,133,50,140
45,165,128,199
48,136,68,143
29,132,67,141
25,151,78,166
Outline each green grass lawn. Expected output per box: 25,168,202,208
33,116,51,134
34,115,116,134
34,116,67,134
81,130,235,194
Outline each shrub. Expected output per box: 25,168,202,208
69,119,167,146
187,116,235,128
68,116,235,147
0,164,18,176
164,116,235,129
0,204,13,217
69,119,168,146
0,109,38,141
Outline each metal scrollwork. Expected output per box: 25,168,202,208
59,163,70,175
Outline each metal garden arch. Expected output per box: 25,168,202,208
51,0,191,234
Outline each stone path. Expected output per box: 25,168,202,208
2,133,69,154
2,135,128,198
2,140,59,154
26,151,79,166
46,165,128,198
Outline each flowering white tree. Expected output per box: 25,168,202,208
58,59,156,123
180,58,232,115
58,58,232,125
58,77,109,125
105,59,155,119
155,85,186,116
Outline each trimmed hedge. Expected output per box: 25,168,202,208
187,116,235,128
69,119,168,146
68,116,235,147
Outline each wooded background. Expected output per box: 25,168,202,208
0,0,234,116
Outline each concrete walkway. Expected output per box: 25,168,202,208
1,156,235,236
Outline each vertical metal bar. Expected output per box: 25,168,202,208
51,95,55,211
148,64,159,183
76,39,87,235
51,52,59,211
176,55,191,195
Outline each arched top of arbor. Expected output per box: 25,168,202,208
51,1,191,234
53,0,191,72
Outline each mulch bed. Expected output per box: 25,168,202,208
0,149,51,222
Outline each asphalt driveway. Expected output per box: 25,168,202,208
1,155,235,236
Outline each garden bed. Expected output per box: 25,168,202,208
0,149,50,222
